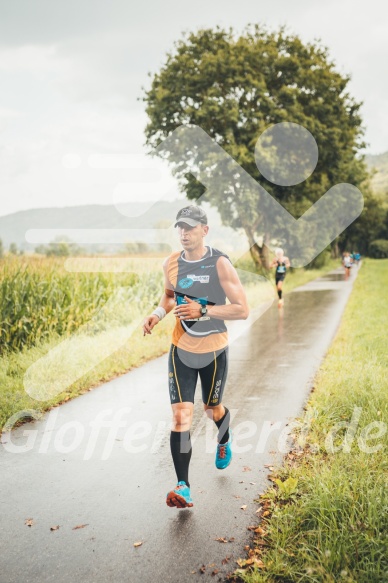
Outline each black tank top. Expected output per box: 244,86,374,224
276,260,287,275
173,246,230,338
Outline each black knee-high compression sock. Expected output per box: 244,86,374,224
170,430,192,487
278,289,282,299
215,407,230,444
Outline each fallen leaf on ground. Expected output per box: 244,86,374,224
199,565,206,573
133,541,143,547
233,494,241,499
50,525,60,531
237,557,265,568
249,482,256,485
25,519,34,527
240,505,247,510
211,569,219,576
215,537,228,543
243,466,251,472
229,537,235,542
72,524,89,530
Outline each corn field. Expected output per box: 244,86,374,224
0,256,164,355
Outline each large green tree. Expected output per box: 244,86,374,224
143,25,368,269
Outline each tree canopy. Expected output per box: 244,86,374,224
143,25,370,268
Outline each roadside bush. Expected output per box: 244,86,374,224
369,239,388,258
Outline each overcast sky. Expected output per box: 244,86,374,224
0,0,387,217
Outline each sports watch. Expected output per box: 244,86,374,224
200,305,208,317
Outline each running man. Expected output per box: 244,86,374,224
342,251,353,280
142,205,249,509
269,247,291,307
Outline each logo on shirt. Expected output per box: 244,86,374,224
187,274,210,283
178,277,194,289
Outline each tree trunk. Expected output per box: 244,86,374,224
258,233,271,270
331,240,339,259
249,242,263,271
241,223,263,271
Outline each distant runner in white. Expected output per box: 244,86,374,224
342,251,353,281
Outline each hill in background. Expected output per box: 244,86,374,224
0,199,246,254
2,152,387,254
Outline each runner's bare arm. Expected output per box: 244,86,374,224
284,256,291,268
269,257,278,268
205,257,249,320
143,257,176,336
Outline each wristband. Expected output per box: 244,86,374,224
152,307,166,321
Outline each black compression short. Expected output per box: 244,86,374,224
168,344,229,406
276,274,286,284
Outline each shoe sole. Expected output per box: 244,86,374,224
166,490,193,508
216,457,232,470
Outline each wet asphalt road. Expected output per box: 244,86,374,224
0,266,358,583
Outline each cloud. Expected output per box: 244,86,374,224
0,0,387,217
0,45,64,73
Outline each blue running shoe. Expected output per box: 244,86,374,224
166,481,193,508
215,429,232,470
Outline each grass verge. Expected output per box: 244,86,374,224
233,259,388,583
0,257,339,434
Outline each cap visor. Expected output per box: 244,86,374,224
174,218,201,227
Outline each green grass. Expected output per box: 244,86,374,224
0,254,339,434
235,259,388,583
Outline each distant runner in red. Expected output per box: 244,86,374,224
142,205,249,508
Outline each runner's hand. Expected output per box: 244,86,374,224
143,315,160,336
173,296,202,320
